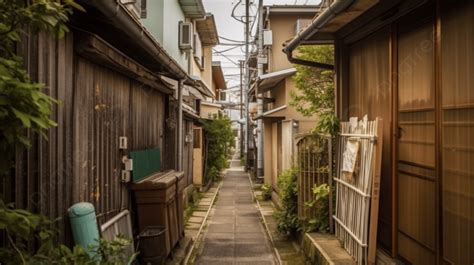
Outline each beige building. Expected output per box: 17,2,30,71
191,47,227,189
250,5,319,201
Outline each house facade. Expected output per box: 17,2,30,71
249,5,319,202
284,0,473,264
1,0,223,252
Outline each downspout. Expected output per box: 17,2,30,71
282,0,355,70
177,79,185,171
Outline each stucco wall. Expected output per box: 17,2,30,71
267,14,313,72
284,78,317,122
202,47,213,90
142,0,188,70
200,104,220,119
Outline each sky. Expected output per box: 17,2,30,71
203,0,320,103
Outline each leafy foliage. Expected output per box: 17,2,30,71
290,45,339,135
275,168,300,238
303,183,331,233
260,183,272,201
0,200,136,264
202,112,235,183
0,0,83,175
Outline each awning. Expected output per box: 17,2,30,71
255,105,287,120
212,61,226,90
183,104,200,120
257,68,296,93
178,0,206,18
284,0,380,48
196,14,219,45
185,85,205,100
191,75,214,98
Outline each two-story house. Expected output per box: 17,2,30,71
249,5,320,203
142,0,221,196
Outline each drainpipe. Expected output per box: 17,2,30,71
177,79,184,171
256,0,264,178
282,0,355,70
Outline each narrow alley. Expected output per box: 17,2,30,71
1,1,473,265
194,155,278,264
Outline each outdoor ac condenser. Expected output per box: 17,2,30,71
179,22,193,50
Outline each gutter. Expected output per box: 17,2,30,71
282,0,356,70
81,0,195,85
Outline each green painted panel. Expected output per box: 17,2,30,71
130,148,161,183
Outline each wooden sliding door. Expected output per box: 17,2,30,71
440,1,474,264
397,20,437,264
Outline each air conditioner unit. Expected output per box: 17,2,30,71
179,22,193,50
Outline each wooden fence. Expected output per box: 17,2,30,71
1,31,174,245
295,134,333,231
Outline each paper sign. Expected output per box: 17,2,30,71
342,139,359,174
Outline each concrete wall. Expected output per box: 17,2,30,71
263,120,273,185
200,103,221,119
267,13,314,72
142,0,188,70
202,46,213,90
284,78,317,122
271,80,287,108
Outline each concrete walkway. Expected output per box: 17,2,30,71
194,157,277,264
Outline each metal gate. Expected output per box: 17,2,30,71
295,133,333,230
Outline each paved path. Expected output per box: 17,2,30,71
195,156,277,265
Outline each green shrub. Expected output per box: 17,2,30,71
261,183,272,201
303,183,331,233
203,112,234,183
0,200,136,264
208,166,220,182
275,168,300,238
290,45,339,135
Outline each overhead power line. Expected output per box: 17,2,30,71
219,36,246,43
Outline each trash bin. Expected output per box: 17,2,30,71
175,171,185,239
132,170,179,257
138,226,166,265
68,202,100,257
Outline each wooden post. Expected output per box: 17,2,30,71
368,118,383,265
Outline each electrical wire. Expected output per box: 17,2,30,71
214,45,244,53
219,36,246,43
213,48,240,65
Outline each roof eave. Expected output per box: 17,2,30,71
179,0,206,18
196,14,219,45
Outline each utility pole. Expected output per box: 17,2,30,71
256,0,264,178
239,60,244,157
244,0,250,170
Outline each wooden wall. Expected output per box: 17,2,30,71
4,31,170,245
338,1,474,263
440,1,474,263
347,28,393,250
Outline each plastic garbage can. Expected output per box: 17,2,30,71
68,202,100,257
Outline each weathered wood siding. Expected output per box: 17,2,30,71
4,31,170,245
